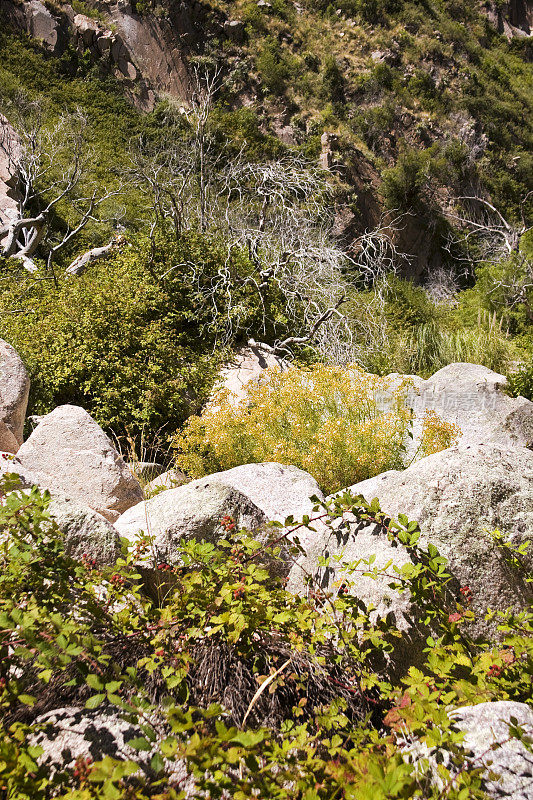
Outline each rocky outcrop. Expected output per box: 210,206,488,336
451,701,533,800
376,363,533,460
0,0,236,111
14,404,143,522
408,363,533,451
482,1,533,39
288,443,533,672
0,339,30,450
116,463,323,581
210,342,288,408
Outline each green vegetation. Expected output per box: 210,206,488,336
1,475,531,798
0,233,277,444
0,5,532,799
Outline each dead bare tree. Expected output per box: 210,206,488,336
129,71,403,360
445,193,533,319
129,67,224,238
0,99,122,276
189,155,404,361
447,194,531,259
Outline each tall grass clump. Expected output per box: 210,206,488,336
404,314,512,377
173,364,453,494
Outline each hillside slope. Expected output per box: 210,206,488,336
1,0,532,279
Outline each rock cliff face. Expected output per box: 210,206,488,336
482,0,533,38
0,0,227,110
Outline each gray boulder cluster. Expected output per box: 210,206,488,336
1,339,532,796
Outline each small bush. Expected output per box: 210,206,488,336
403,319,512,377
508,359,533,401
420,409,461,457
256,37,292,96
320,55,346,106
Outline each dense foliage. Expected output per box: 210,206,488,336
0,475,531,798
1,11,532,444
0,232,290,446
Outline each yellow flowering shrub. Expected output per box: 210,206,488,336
419,409,462,457
173,364,453,495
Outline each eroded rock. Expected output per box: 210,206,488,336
451,701,533,800
116,463,322,583
15,405,143,522
30,706,193,793
47,494,122,565
0,339,30,449
407,363,533,453
288,444,533,673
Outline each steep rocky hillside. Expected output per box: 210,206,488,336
1,0,532,280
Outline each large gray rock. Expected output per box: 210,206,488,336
0,115,21,242
288,444,533,670
406,363,533,454
115,480,267,561
403,701,533,798
0,339,30,449
116,463,322,578
201,462,323,522
30,706,192,792
15,405,143,522
32,706,148,770
451,702,533,800
0,458,121,565
47,495,122,566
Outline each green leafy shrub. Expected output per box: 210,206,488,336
381,147,433,212
1,474,531,799
256,37,292,95
320,55,346,106
0,233,268,447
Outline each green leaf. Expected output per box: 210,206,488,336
86,674,104,690
230,730,265,747
127,737,152,752
18,694,35,706
150,752,165,773
85,693,105,709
